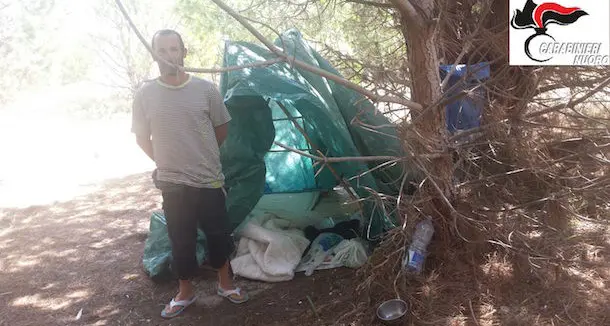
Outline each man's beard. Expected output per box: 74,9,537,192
158,59,183,76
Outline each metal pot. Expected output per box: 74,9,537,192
376,298,408,325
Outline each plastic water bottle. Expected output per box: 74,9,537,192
403,217,434,274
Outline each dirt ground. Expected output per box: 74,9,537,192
1,173,609,326
0,111,607,325
0,172,360,326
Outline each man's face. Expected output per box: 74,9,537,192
152,33,186,77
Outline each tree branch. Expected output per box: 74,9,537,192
273,141,402,162
525,75,610,119
274,101,361,203
389,0,429,22
343,0,393,9
113,0,285,73
389,0,415,17
207,0,423,111
274,141,446,163
536,76,610,95
449,75,610,143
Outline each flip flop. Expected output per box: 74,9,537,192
217,285,249,304
160,296,197,319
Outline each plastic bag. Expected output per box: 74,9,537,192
333,239,368,268
142,211,207,281
296,232,344,275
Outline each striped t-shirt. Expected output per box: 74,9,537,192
131,75,231,188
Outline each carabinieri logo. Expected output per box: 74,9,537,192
510,0,588,62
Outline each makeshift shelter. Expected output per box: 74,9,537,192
218,29,418,235
142,29,416,280
142,29,489,281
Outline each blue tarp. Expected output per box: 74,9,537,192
439,62,490,133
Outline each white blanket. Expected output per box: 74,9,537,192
230,213,311,282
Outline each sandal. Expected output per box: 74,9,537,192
160,296,197,318
217,285,249,304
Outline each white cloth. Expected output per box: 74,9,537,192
230,213,311,282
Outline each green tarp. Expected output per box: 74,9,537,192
142,29,418,279
142,211,208,281
219,29,417,237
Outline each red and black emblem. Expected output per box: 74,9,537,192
511,0,588,62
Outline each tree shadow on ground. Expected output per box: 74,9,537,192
286,186,609,326
0,172,355,326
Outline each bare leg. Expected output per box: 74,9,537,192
177,280,195,299
217,261,233,290
217,260,248,303
163,280,195,314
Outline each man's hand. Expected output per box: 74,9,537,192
136,134,154,161
214,123,229,147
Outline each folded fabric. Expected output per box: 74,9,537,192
230,213,311,282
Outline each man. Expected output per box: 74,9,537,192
131,29,248,319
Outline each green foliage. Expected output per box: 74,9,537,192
174,0,404,87
334,3,407,90
0,0,410,114
89,0,180,97
59,49,92,85
0,0,63,103
175,0,272,70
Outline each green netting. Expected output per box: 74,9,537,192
265,100,317,193
219,29,419,238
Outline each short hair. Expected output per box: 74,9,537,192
151,29,185,51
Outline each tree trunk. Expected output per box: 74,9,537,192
391,0,454,222
483,0,537,114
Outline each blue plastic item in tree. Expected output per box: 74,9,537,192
439,62,490,133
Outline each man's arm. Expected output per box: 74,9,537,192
136,134,154,161
208,83,231,147
214,122,229,147
131,87,154,161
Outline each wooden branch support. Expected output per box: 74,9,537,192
207,0,423,111
273,142,402,163
113,0,284,73
274,101,361,206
